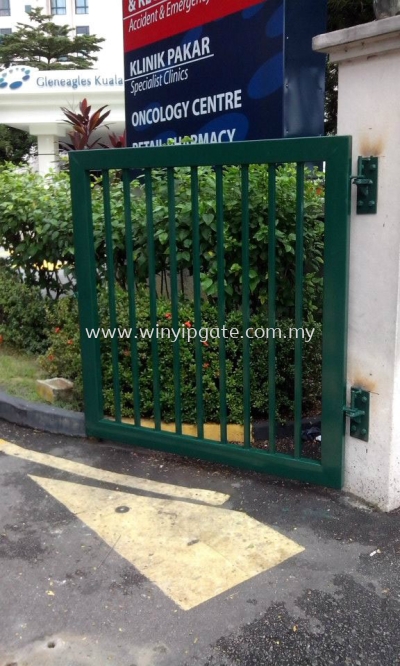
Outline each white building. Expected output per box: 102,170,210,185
0,0,125,172
0,0,123,70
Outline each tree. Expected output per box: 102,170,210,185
0,8,104,71
327,0,374,32
325,0,374,133
0,125,35,164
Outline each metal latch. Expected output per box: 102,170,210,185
351,156,378,215
343,387,370,441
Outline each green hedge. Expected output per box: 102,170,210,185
0,268,322,424
0,267,50,354
0,162,324,318
42,287,322,424
0,161,324,422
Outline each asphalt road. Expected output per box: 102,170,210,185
0,420,399,666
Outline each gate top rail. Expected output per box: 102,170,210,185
69,136,351,171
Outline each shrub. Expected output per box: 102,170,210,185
132,163,325,319
0,165,76,298
0,158,324,423
0,267,49,354
42,286,322,424
0,162,324,318
0,164,122,298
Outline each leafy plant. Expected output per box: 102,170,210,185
0,165,76,297
0,162,324,319
0,125,35,164
0,267,50,354
61,98,111,151
42,287,322,424
126,163,325,319
108,130,127,149
0,164,120,297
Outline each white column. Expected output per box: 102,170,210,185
36,135,60,175
314,17,400,511
30,123,63,175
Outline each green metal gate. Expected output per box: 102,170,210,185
70,136,352,488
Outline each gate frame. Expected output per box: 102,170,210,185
70,136,352,489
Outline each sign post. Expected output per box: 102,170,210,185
123,0,327,148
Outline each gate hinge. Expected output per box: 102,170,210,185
350,156,378,215
343,387,370,441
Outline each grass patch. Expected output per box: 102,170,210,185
0,346,45,402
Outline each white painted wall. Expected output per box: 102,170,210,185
0,0,123,70
0,68,125,172
314,17,400,511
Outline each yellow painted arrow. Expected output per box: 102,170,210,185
0,439,304,610
30,474,304,610
0,439,229,505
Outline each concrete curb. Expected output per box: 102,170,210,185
0,390,321,443
0,391,86,438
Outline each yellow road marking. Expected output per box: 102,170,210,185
30,475,304,611
0,439,229,506
0,439,305,610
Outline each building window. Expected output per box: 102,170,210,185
75,0,88,14
51,0,66,15
76,25,89,35
0,0,10,17
0,27,11,42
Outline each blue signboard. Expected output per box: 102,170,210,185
123,0,327,147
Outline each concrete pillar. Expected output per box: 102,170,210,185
313,17,400,511
29,123,63,175
36,135,60,175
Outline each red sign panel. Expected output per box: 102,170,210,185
123,0,263,51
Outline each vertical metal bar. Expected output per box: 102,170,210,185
216,166,227,444
167,167,182,435
268,164,277,453
123,169,141,426
145,168,162,430
241,165,251,449
103,169,122,423
191,166,204,440
294,163,305,458
70,156,103,430
321,138,352,488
